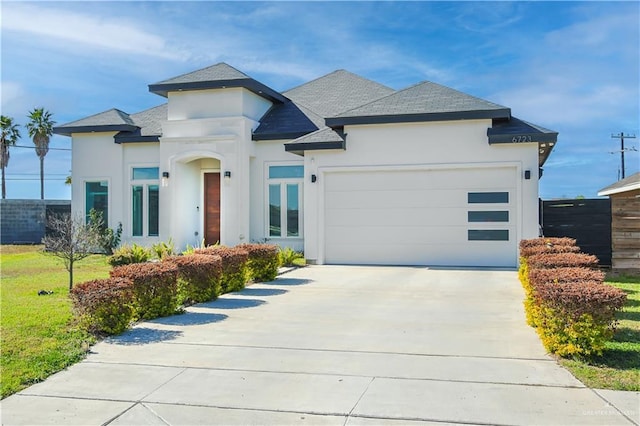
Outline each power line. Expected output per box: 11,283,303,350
9,145,72,152
611,132,637,179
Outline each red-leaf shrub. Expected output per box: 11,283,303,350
526,252,599,269
71,278,134,334
519,244,581,258
237,243,279,282
110,262,179,319
528,267,606,287
165,254,222,304
194,246,249,293
519,237,577,250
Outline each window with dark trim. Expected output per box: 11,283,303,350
85,181,108,225
131,167,159,237
468,211,509,222
267,165,302,238
468,192,509,204
468,230,509,241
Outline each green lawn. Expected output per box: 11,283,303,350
559,274,640,391
0,245,111,398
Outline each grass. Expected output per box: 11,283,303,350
0,245,111,398
559,273,640,391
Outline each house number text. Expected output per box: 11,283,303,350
511,135,533,143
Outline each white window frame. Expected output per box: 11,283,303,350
264,162,304,239
130,166,160,238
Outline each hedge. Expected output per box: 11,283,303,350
111,262,179,320
519,237,577,250
238,243,279,282
165,254,223,304
70,278,134,335
519,244,581,258
194,246,249,293
519,237,627,356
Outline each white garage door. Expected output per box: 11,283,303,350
323,166,518,267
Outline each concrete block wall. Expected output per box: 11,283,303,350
0,200,71,244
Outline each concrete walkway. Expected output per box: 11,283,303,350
2,266,638,425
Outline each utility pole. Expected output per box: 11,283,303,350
611,132,636,179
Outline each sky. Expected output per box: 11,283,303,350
1,1,638,200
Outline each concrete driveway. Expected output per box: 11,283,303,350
2,266,638,425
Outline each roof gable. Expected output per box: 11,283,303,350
598,172,640,196
326,81,510,126
284,70,394,118
148,62,286,103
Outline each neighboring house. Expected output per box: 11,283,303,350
598,172,640,272
54,63,557,267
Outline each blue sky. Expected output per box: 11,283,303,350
1,1,638,200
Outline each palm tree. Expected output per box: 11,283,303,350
1,115,21,199
26,108,56,200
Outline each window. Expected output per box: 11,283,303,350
468,211,509,222
85,181,108,224
468,230,509,241
268,165,303,238
131,167,159,237
468,192,509,204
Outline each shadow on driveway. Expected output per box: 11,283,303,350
151,312,228,326
240,288,288,297
200,298,266,309
263,278,313,286
108,328,184,345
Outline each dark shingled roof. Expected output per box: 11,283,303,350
487,116,558,166
598,172,640,196
253,101,324,141
284,70,394,118
115,104,167,143
284,127,346,156
53,108,137,136
148,62,286,103
326,81,510,126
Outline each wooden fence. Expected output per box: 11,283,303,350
541,199,612,266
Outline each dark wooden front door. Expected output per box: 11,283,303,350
204,172,221,245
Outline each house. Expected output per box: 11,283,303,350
54,63,557,267
598,172,640,272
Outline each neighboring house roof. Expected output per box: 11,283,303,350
284,127,346,155
487,117,558,166
148,62,287,103
283,70,394,118
326,80,511,127
598,172,640,196
53,108,137,136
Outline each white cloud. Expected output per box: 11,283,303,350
1,3,187,61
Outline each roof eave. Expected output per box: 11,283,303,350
148,78,287,103
325,109,511,127
252,131,313,141
284,140,346,156
53,124,138,137
114,135,161,144
598,182,640,196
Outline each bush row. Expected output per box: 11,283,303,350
72,243,282,335
519,238,627,356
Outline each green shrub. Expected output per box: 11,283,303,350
110,262,179,319
88,209,123,254
152,239,175,260
534,281,627,356
108,244,152,266
518,239,627,357
278,246,304,267
70,278,134,335
165,254,222,304
194,246,249,293
238,243,279,282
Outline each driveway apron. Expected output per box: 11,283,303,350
2,266,638,425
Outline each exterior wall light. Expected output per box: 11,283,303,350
524,170,531,180
161,172,170,187
311,174,317,183
224,171,231,180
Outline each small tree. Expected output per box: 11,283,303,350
1,115,21,199
42,213,100,290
